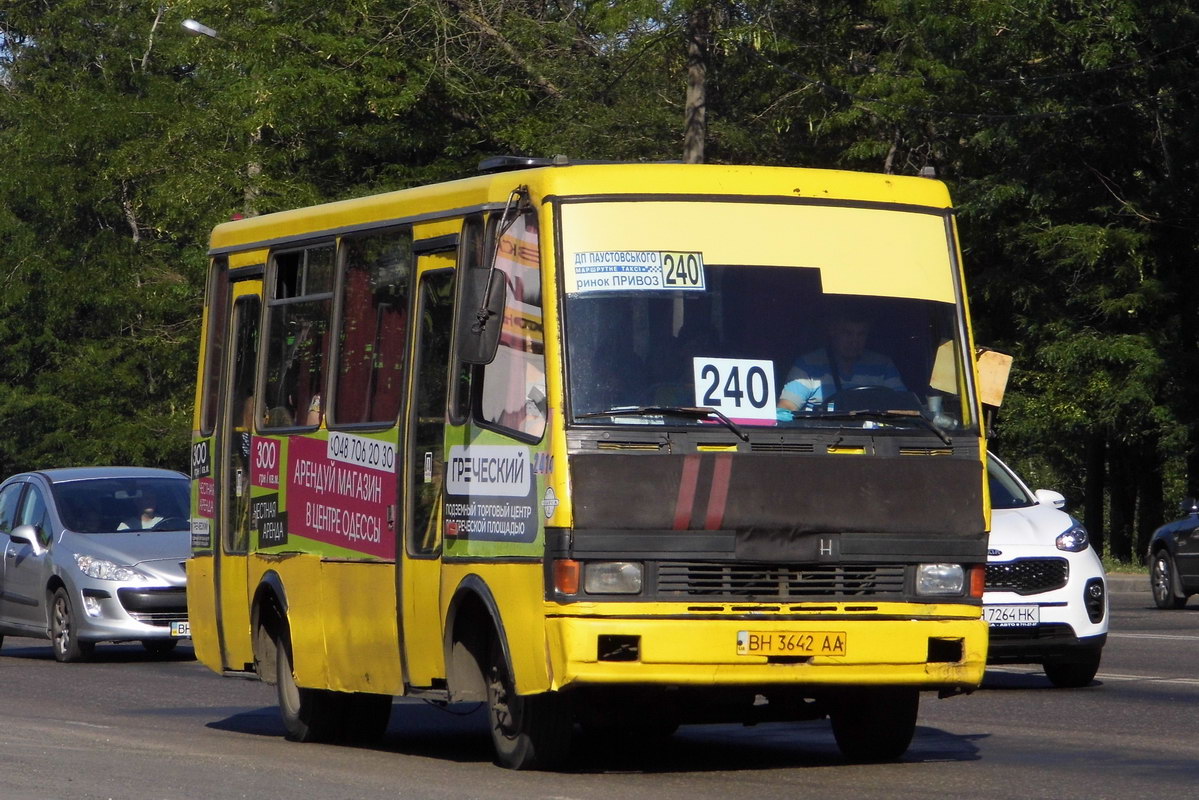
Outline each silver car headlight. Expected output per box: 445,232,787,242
916,563,965,596
75,554,146,582
1056,522,1089,552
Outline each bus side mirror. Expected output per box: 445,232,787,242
457,270,507,365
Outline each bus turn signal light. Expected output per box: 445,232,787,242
553,559,581,595
970,564,986,598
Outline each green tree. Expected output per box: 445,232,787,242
4,0,1199,561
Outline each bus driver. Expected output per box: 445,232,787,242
777,313,905,419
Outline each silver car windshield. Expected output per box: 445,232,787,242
51,478,191,533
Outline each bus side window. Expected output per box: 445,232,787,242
200,256,230,436
478,210,546,441
448,217,484,424
331,229,412,426
262,245,335,429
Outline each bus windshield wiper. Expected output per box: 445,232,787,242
798,408,953,446
577,405,749,442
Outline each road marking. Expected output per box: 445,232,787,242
989,665,1199,686
1108,632,1199,641
1093,673,1199,685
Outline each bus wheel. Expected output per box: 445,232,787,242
275,629,342,743
829,688,919,762
273,627,391,744
484,637,572,770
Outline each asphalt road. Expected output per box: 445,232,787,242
0,585,1195,800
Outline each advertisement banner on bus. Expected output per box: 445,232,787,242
443,444,538,543
281,433,397,560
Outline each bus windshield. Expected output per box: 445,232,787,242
559,200,977,434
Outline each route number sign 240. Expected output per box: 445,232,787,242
691,357,777,421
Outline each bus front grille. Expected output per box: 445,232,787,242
656,563,907,600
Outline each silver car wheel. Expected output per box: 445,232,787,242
50,588,94,663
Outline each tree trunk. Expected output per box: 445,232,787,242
1107,438,1137,561
683,5,710,165
1135,435,1162,561
1083,433,1106,557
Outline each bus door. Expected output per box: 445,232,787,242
214,281,261,672
401,257,457,686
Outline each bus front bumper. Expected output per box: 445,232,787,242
544,614,987,691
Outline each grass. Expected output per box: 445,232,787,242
1102,552,1146,575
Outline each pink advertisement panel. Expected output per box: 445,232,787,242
285,434,396,560
197,477,216,519
250,436,282,490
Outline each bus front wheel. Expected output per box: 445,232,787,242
483,636,572,770
828,688,919,762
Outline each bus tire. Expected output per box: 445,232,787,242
484,635,572,770
275,628,342,743
829,688,919,762
273,626,391,744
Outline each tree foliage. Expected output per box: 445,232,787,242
2,0,1198,556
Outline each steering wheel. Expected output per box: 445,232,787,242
823,386,921,412
152,517,190,531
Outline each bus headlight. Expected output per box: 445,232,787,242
584,562,644,595
916,563,965,596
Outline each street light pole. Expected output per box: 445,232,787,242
181,18,260,216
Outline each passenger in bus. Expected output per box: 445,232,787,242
305,392,322,426
776,314,904,417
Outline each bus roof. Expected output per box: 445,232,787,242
208,162,953,255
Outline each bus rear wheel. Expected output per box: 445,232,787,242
484,636,572,770
828,688,919,762
275,629,391,744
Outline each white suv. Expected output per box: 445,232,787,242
983,454,1108,687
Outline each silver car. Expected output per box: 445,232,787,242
0,467,191,662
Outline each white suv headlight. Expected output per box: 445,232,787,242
1056,522,1089,552
916,563,965,596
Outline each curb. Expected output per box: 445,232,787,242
1106,572,1147,593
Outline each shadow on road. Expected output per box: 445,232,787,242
0,638,196,664
981,669,1105,691
205,700,984,772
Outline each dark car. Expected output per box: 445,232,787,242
1147,498,1199,609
